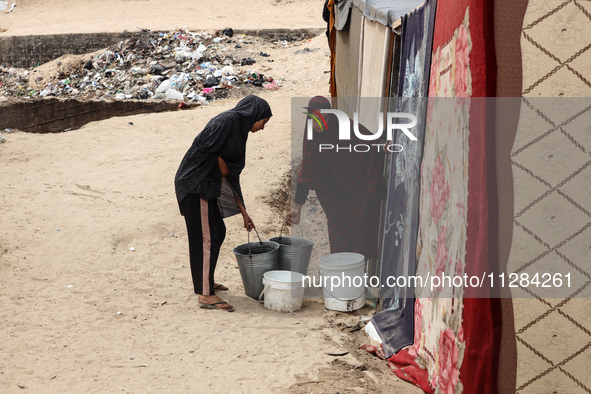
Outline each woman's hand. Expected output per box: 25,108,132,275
289,203,303,225
243,214,255,232
218,157,229,177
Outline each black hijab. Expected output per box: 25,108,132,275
175,95,272,217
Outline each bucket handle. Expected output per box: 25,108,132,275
258,283,269,304
247,228,264,255
279,221,305,245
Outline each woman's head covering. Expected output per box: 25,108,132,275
232,95,273,135
305,96,337,136
308,96,331,111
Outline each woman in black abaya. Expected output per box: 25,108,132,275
175,95,272,312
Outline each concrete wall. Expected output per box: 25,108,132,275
0,97,180,133
0,32,134,68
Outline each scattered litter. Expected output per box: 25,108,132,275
240,57,256,66
129,247,136,251
0,133,5,144
67,284,74,288
0,1,16,13
295,47,319,55
0,28,284,103
263,80,280,90
325,349,349,356
364,321,382,343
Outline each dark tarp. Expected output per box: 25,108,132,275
371,0,437,359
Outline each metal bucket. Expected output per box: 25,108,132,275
233,229,279,299
269,223,314,276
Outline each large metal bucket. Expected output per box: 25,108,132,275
233,229,279,299
269,223,314,276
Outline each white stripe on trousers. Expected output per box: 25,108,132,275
200,198,211,295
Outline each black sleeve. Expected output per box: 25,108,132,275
294,182,310,205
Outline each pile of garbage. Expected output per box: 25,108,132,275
0,28,282,105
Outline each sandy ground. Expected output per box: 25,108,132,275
1,1,423,393
0,0,326,36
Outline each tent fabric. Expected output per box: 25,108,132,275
370,0,437,360
334,6,364,115
506,1,591,392
328,0,337,97
334,0,352,30
357,17,392,132
351,0,425,27
520,0,591,96
334,5,363,98
384,0,501,392
493,0,528,392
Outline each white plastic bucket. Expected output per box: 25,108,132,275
260,270,305,313
319,252,366,312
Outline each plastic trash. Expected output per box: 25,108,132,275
240,57,256,66
203,76,220,87
1,2,16,13
188,95,207,106
165,89,184,101
174,51,192,63
364,321,383,343
150,65,165,75
263,81,280,90
96,51,116,65
192,51,204,61
130,67,148,75
155,79,172,94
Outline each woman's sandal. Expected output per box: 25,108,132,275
213,283,229,291
199,301,234,312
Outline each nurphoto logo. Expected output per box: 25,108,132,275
305,108,418,153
